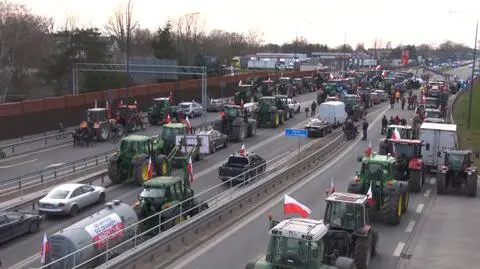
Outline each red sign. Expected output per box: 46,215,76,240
401,49,409,65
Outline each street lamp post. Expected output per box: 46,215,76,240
467,19,478,129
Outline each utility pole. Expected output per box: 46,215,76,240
125,1,132,102
467,19,478,129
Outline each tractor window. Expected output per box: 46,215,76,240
446,154,465,169
153,100,167,108
173,182,183,200
393,143,416,158
259,98,275,107
267,235,312,267
325,201,356,231
224,107,239,118
140,187,165,199
363,163,384,175
161,127,183,141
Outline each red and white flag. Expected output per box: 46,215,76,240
238,80,243,86
391,128,401,141
366,184,375,206
328,178,335,194
366,140,372,156
185,116,192,133
328,73,334,80
147,157,153,179
169,91,173,102
240,99,244,108
40,233,49,264
283,194,311,218
165,114,171,124
239,144,246,156
421,95,426,104
375,65,382,70
187,156,194,184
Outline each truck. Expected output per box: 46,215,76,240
218,152,266,182
419,122,457,172
317,101,348,129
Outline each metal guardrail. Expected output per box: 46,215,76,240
0,150,115,203
29,118,351,269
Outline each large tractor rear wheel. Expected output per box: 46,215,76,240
97,124,110,141
270,112,279,128
155,155,169,176
108,161,122,184
247,123,256,137
233,123,246,142
401,191,409,213
382,191,402,225
353,236,372,269
133,158,152,185
436,174,447,194
408,170,422,193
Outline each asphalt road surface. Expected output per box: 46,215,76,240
5,91,386,269
0,92,319,181
162,93,427,269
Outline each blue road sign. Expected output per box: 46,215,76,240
285,128,308,138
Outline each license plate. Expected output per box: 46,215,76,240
43,204,53,208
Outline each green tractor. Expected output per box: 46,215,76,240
437,150,477,197
234,82,259,105
258,78,275,96
158,123,202,162
245,217,358,269
277,77,293,96
107,135,164,185
348,153,409,225
293,78,305,94
323,82,339,97
254,96,286,128
302,76,315,92
213,105,257,142
133,144,209,235
342,94,364,122
147,97,180,125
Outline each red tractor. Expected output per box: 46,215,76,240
379,139,425,193
116,102,143,133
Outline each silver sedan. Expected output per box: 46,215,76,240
38,183,106,217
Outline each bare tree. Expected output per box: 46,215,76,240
245,27,264,53
0,0,52,102
104,0,138,62
130,27,153,57
174,13,205,65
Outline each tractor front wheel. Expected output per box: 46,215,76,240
271,113,279,128
108,161,121,184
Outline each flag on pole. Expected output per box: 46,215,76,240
40,233,49,264
284,194,311,218
366,184,375,206
366,140,372,156
328,178,335,194
375,65,381,70
239,144,246,156
391,128,401,141
165,114,171,124
240,99,244,108
94,99,98,108
187,157,194,184
147,157,153,179
238,80,243,86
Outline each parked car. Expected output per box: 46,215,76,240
179,102,203,118
207,99,225,112
38,183,106,217
0,211,43,244
287,98,301,113
198,129,228,153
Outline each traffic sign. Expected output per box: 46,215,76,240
285,128,308,138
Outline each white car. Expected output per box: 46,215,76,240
287,98,301,113
179,102,203,118
38,183,106,217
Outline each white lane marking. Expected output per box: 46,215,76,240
0,158,39,169
163,104,390,269
393,242,405,257
424,189,431,197
405,220,415,233
416,203,424,214
430,178,436,184
45,163,65,169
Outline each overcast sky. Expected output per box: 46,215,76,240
13,0,480,48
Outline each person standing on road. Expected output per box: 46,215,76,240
305,106,310,118
311,101,317,117
381,115,388,135
390,94,395,108
362,118,368,141
401,96,406,110
395,91,401,103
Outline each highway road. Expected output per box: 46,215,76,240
162,95,431,269
3,91,392,269
0,92,319,181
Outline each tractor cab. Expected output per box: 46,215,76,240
322,82,339,96
244,217,356,269
342,94,359,106
152,97,170,108
222,105,246,120
278,77,292,85
386,125,416,139
302,76,313,86
443,150,473,171
83,108,108,129
117,102,138,116
274,95,289,109
438,150,477,197
160,123,189,146
118,135,158,162
424,97,438,109
258,96,276,109
293,77,303,86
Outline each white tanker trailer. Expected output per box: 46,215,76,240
49,200,138,269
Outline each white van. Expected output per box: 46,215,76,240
419,122,457,172
317,101,347,128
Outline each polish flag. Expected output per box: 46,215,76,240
375,65,382,70
239,80,243,86
366,184,375,206
185,116,192,133
165,114,171,124
326,178,335,194
40,233,49,264
382,71,388,77
366,140,372,156
283,194,311,218
187,156,194,184
240,99,244,108
239,144,246,156
169,91,173,102
391,128,401,141
147,157,153,179
329,73,334,80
